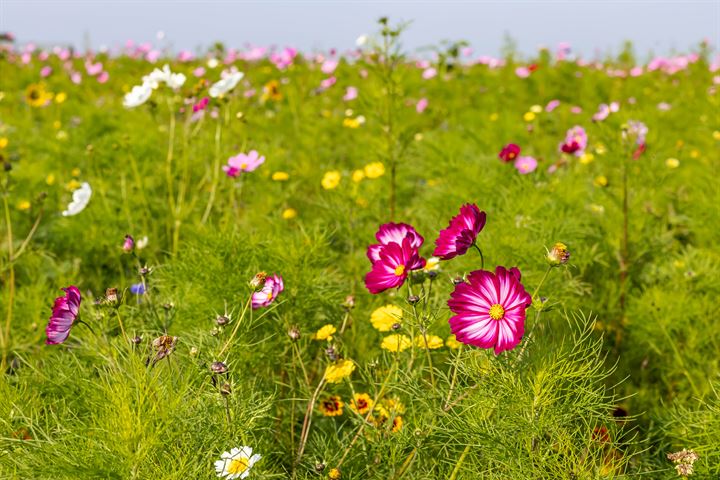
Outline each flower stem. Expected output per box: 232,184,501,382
1,191,14,369
448,444,471,480
472,243,484,269
443,344,464,410
295,377,326,464
218,294,253,359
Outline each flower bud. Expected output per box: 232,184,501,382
452,276,465,285
220,382,232,396
139,265,151,276
131,335,142,345
342,295,355,310
325,346,338,362
288,325,301,341
216,315,230,326
122,234,135,253
249,272,267,290
315,463,326,473
189,346,198,356
546,242,570,266
391,322,401,331
407,295,420,305
105,287,118,305
211,361,228,374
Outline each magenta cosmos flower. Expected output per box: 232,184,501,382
433,204,486,260
223,150,265,178
367,223,424,265
365,238,426,294
559,126,587,156
498,143,521,162
448,267,532,354
252,273,284,309
46,286,82,345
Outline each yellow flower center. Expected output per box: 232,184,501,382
241,163,248,170
394,265,405,276
227,457,249,474
266,291,273,300
489,304,505,320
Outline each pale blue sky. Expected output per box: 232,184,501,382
1,1,718,58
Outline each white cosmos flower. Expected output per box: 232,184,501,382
356,34,368,47
214,446,261,479
62,182,92,216
123,83,153,108
136,236,149,250
145,64,186,90
209,71,244,98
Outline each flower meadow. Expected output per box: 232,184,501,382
1,20,720,479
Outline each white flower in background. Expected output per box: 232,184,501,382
209,70,244,98
207,57,219,69
123,83,153,108
145,64,186,90
62,182,92,216
356,34,368,47
214,446,261,479
136,236,149,250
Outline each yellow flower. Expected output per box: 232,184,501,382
352,169,365,183
282,208,297,220
17,200,31,211
713,131,720,141
25,83,53,107
363,162,385,179
423,256,440,272
261,80,282,102
318,395,344,417
0,137,7,149
415,335,444,349
381,396,405,414
579,152,594,164
445,335,462,349
523,111,536,122
665,158,680,169
66,179,81,191
46,174,55,185
594,143,607,155
314,324,337,341
328,468,341,480
350,393,374,415
593,175,608,187
589,203,605,214
55,92,67,104
324,359,355,383
489,113,499,121
343,117,361,128
690,149,700,159
673,259,685,269
71,168,81,177
414,133,423,141
370,305,403,332
321,109,332,118
356,197,368,208
529,104,542,113
52,120,61,130
321,170,341,190
381,334,412,352
391,415,403,432
272,171,289,181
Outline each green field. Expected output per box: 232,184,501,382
1,25,719,479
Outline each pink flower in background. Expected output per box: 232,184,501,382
416,97,429,113
71,71,82,84
630,66,644,77
45,286,82,345
365,238,425,294
422,67,437,79
85,61,103,76
21,52,32,64
177,50,194,62
252,274,284,309
270,47,297,70
592,104,611,122
320,76,337,90
514,156,538,174
448,266,531,354
343,86,358,101
570,106,582,114
193,67,206,77
515,66,530,78
222,150,265,177
433,204,486,260
146,49,161,63
545,99,560,112
40,66,52,78
193,97,209,112
321,59,338,74
560,125,588,156
498,143,521,162
97,71,109,83
367,223,424,264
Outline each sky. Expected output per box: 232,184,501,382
1,1,719,58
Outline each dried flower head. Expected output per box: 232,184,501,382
249,272,267,290
547,242,570,266
148,335,178,365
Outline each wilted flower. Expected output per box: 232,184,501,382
45,286,82,345
370,305,403,332
433,204,486,260
324,359,355,383
318,395,344,416
448,267,532,354
62,182,92,216
211,361,228,374
149,335,178,365
498,143,521,162
667,449,699,477
547,242,570,266
214,446,261,479
251,274,283,309
223,151,265,177
249,272,267,290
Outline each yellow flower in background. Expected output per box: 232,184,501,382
356,197,368,208
71,168,81,177
579,152,594,164
321,170,341,190
25,83,53,107
530,104,542,113
593,175,608,187
381,334,412,352
352,169,365,183
261,80,282,102
272,171,289,181
324,360,355,383
349,393,374,415
370,305,403,332
328,468,341,480
381,396,405,414
314,324,337,341
0,137,7,149
489,113,499,121
415,335,444,349
318,395,344,417
445,335,461,349
46,174,56,185
391,416,403,432
66,179,81,191
523,111,536,122
321,109,332,118
589,203,605,214
690,149,699,158
363,162,385,179
713,131,720,141
423,256,440,272
343,117,361,128
52,120,61,130
17,200,31,211
282,208,297,220
414,133,423,141
55,92,67,104
666,158,680,168
594,143,607,155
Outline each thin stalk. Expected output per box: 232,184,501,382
444,344,464,409
201,105,226,224
472,243,485,269
448,444,472,480
295,377,326,464
218,294,253,359
1,192,14,368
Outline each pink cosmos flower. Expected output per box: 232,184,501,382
97,71,109,83
498,143,521,162
193,67,206,77
320,76,337,90
545,99,560,112
85,61,103,76
222,150,265,177
448,267,531,354
252,274,284,309
367,223,424,264
514,156,538,174
422,67,437,79
559,125,588,156
40,66,52,78
416,97,428,113
343,86,358,101
193,97,209,112
321,59,338,75
365,238,425,294
71,71,82,84
433,204,486,260
46,286,82,345
515,66,530,78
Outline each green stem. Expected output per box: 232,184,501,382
472,243,484,269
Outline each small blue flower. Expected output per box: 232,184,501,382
130,283,146,295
